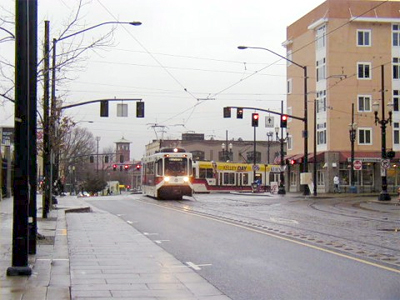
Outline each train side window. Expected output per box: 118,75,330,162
156,159,163,176
199,168,214,179
242,173,249,185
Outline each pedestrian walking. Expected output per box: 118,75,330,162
333,175,340,193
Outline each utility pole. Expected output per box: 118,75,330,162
42,20,50,218
28,0,38,254
7,0,33,276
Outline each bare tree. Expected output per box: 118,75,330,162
59,125,96,192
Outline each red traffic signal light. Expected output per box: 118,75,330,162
112,164,117,171
251,113,259,127
237,107,243,119
136,164,141,170
280,115,288,128
124,164,129,171
290,159,295,165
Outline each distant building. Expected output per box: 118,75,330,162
145,132,281,166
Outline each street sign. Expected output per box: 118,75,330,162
252,165,260,171
353,160,362,170
381,159,390,169
265,116,274,128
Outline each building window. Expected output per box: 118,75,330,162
394,90,399,112
287,136,293,150
317,123,326,145
393,24,400,46
394,123,400,145
316,90,327,113
246,151,261,163
191,150,205,161
119,155,124,163
316,25,326,49
357,29,371,46
358,95,371,112
358,128,372,145
393,57,400,79
357,62,371,79
316,58,326,81
287,79,292,94
287,50,292,66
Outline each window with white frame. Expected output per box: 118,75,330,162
394,90,399,112
357,29,371,46
393,24,400,46
358,95,371,112
316,58,326,81
287,135,293,150
394,122,400,145
317,123,327,145
316,25,326,49
393,57,400,79
287,50,292,66
357,62,371,79
316,90,327,113
287,78,292,94
358,128,372,145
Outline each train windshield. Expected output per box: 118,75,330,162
165,157,188,176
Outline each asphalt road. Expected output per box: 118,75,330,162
87,194,400,300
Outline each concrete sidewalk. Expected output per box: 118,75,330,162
0,195,230,300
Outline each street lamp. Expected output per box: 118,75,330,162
221,142,233,161
266,132,274,164
372,98,393,201
44,20,141,211
349,103,357,193
275,126,289,195
238,45,309,195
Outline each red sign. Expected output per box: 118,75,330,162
353,160,362,170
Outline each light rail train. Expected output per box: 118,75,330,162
141,148,193,200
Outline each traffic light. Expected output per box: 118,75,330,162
289,159,295,165
89,155,94,163
136,164,141,170
136,102,145,118
280,115,288,128
124,164,129,171
251,113,259,127
100,100,109,117
223,107,231,118
104,155,109,163
112,164,117,171
237,107,243,119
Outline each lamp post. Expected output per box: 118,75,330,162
221,142,233,161
96,136,101,174
275,126,288,195
45,20,141,209
349,103,357,193
372,84,393,200
238,45,309,195
266,132,274,164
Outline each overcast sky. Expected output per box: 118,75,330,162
0,0,325,160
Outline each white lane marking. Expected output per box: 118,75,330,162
154,240,170,244
143,232,159,236
186,262,212,271
126,220,138,225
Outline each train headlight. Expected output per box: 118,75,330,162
164,176,170,182
183,176,189,182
